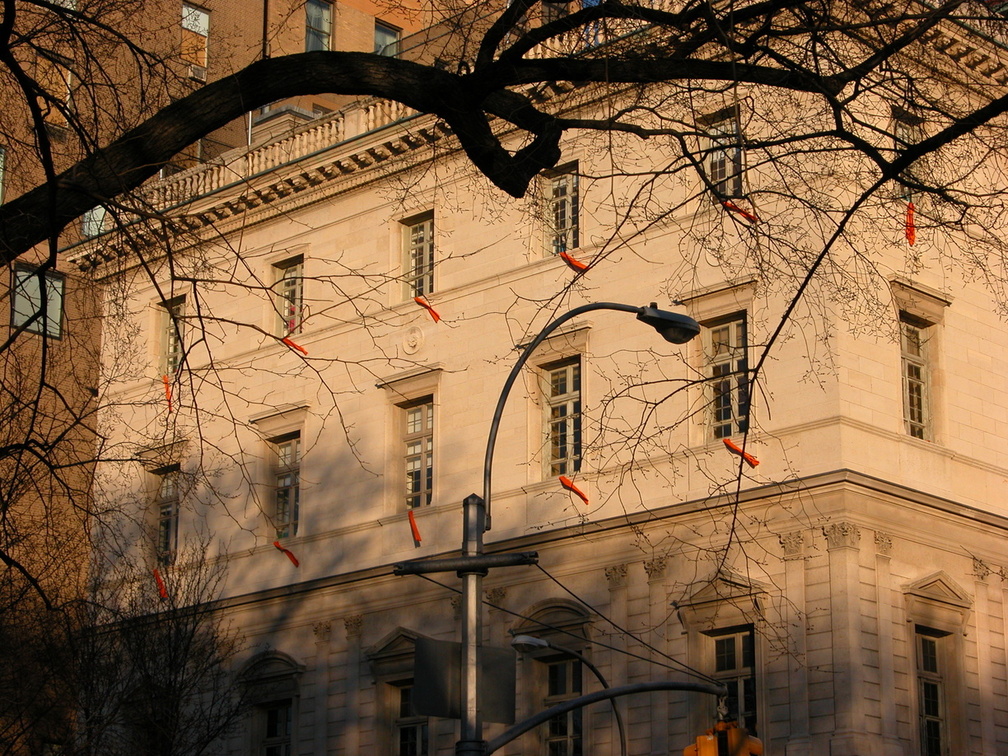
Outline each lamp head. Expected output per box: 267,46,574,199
636,303,700,345
510,634,551,653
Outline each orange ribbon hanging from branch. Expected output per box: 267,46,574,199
723,438,759,468
721,200,760,224
407,509,422,547
273,540,300,567
282,337,308,356
153,568,169,600
905,201,916,246
413,296,441,323
559,475,589,505
162,375,172,414
559,251,589,272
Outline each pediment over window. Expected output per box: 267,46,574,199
904,571,971,631
675,570,767,631
239,651,304,703
510,599,592,645
368,627,422,679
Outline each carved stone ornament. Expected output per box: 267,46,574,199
403,326,424,355
823,521,861,550
486,587,507,607
605,564,628,589
313,620,332,641
972,557,992,581
780,532,805,560
874,532,893,556
450,594,462,619
344,614,363,639
644,557,667,581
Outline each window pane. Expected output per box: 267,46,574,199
375,22,400,56
13,268,64,337
306,0,332,52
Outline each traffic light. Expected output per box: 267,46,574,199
683,721,763,756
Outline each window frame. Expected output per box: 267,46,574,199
893,106,925,201
181,3,209,70
12,264,64,339
374,20,400,57
271,432,301,540
543,657,583,756
81,205,107,238
707,625,758,732
543,357,582,477
153,464,180,567
915,627,949,756
402,212,435,299
273,255,305,336
392,681,430,756
703,106,744,199
900,312,931,440
402,396,434,510
545,163,579,256
160,295,186,376
305,0,332,52
704,312,749,440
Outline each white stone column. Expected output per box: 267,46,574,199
606,564,629,690
874,532,904,756
343,614,364,756
781,531,810,756
312,621,332,756
645,557,669,756
972,558,997,754
824,521,869,755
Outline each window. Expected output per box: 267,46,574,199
894,108,924,200
154,466,180,566
544,658,582,756
81,205,106,237
181,4,209,69
542,1,568,24
546,164,578,255
305,0,332,52
375,21,400,57
260,699,293,756
706,109,744,198
705,314,749,439
403,398,433,509
161,296,185,375
916,628,949,756
403,213,434,298
545,358,581,476
394,682,429,756
36,54,73,128
901,313,930,440
272,433,300,539
274,256,304,336
709,626,758,733
12,266,64,338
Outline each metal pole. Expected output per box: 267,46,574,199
551,643,627,756
457,493,487,756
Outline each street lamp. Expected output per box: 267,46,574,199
396,301,701,756
510,634,628,756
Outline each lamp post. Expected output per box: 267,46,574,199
510,634,628,756
396,301,700,756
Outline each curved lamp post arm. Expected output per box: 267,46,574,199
485,680,728,755
548,641,628,756
482,302,699,528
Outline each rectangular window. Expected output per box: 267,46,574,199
154,466,180,567
305,0,332,52
707,110,744,198
81,205,107,238
12,266,64,338
544,659,582,756
261,699,292,756
710,626,757,733
706,314,749,439
274,256,304,336
546,165,579,255
546,358,581,476
36,54,73,128
161,296,185,375
272,433,300,539
894,108,924,201
916,629,948,756
394,683,429,756
901,313,930,440
181,4,209,69
403,398,434,509
375,21,400,57
403,213,435,298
